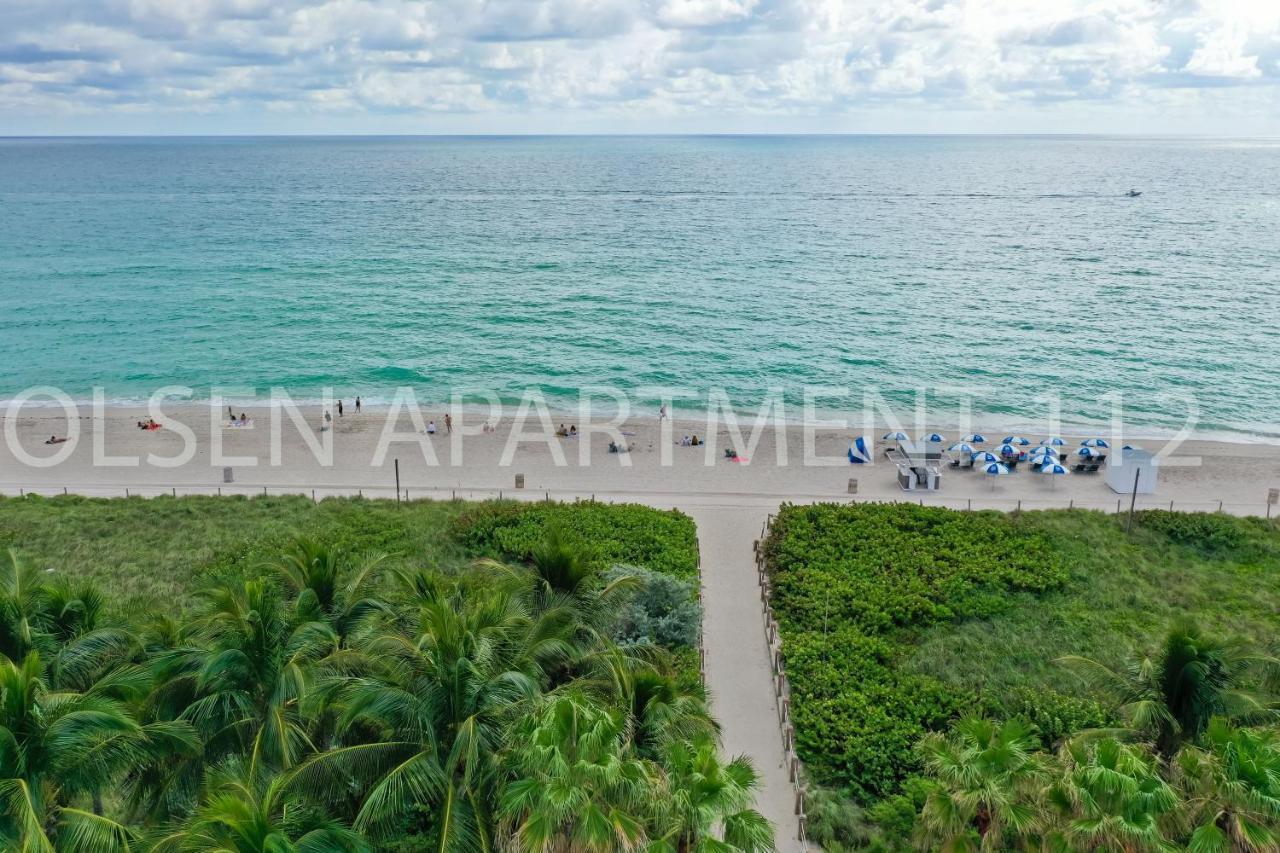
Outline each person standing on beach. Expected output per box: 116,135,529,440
338,400,344,417
659,405,667,421
355,397,361,413
445,413,452,434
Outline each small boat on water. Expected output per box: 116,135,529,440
1126,189,1142,197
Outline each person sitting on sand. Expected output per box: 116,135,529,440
725,447,738,459
45,435,68,445
569,425,577,436
146,418,161,431
426,420,436,435
681,435,691,446
691,435,700,446
556,424,568,437
239,413,248,424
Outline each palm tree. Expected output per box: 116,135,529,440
650,734,774,853
623,668,716,761
1059,621,1275,758
289,582,554,851
148,579,337,776
1044,736,1178,853
268,539,389,642
1173,718,1280,852
149,759,368,852
498,690,654,852
915,717,1047,852
0,549,48,662
0,652,198,852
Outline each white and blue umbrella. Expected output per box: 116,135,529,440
1040,461,1069,488
883,431,909,441
962,433,987,444
949,442,975,455
921,432,946,443
1123,444,1142,451
849,436,873,464
1002,435,1031,446
983,461,1011,489
1040,437,1065,446
1029,447,1057,460
1075,446,1096,458
998,443,1019,457
972,451,1000,464
1082,438,1110,448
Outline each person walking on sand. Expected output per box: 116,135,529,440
338,400,344,417
445,413,452,434
355,397,361,413
659,404,667,422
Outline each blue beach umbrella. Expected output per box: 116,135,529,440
962,433,987,444
998,443,1018,457
948,442,975,455
1075,446,1096,458
848,436,873,464
1040,437,1065,446
1029,447,1056,460
921,432,946,443
1082,438,1110,448
883,431,909,441
1002,435,1031,446
1040,461,1069,488
983,461,1010,489
1123,444,1141,451
972,451,1000,464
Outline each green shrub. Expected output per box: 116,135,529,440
990,687,1115,748
763,503,1067,799
606,564,702,650
1136,510,1279,563
450,500,699,579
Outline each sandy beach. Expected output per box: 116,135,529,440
3,403,1278,516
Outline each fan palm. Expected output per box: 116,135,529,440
498,690,654,852
0,652,198,852
649,734,774,853
1044,736,1178,853
1173,718,1280,852
1059,621,1275,758
149,758,368,853
915,717,1047,852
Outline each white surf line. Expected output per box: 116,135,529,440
685,506,806,852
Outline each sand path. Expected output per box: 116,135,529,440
687,506,805,852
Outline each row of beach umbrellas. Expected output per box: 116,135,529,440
881,430,1112,449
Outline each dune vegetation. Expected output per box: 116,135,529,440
0,494,771,852
762,503,1280,851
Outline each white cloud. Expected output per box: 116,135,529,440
0,0,1278,131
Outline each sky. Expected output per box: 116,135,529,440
2,0,1280,135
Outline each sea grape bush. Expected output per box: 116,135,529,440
451,500,700,579
762,503,1068,799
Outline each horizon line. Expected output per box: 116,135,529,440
3,131,1280,140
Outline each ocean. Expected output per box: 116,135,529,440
1,135,1277,439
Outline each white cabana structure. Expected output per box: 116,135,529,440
1106,447,1159,494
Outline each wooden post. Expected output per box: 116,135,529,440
394,459,400,503
1126,468,1140,532
172,487,176,497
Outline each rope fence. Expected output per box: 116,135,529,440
0,481,1275,519
755,513,809,847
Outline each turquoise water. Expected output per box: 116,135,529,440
1,136,1278,438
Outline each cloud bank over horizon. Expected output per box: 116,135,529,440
2,0,1280,134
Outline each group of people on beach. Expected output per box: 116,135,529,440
136,418,162,431
556,424,579,437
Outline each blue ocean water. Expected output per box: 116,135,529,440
1,135,1278,438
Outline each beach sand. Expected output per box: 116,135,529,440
2,404,1278,515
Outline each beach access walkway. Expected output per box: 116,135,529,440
686,506,806,853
